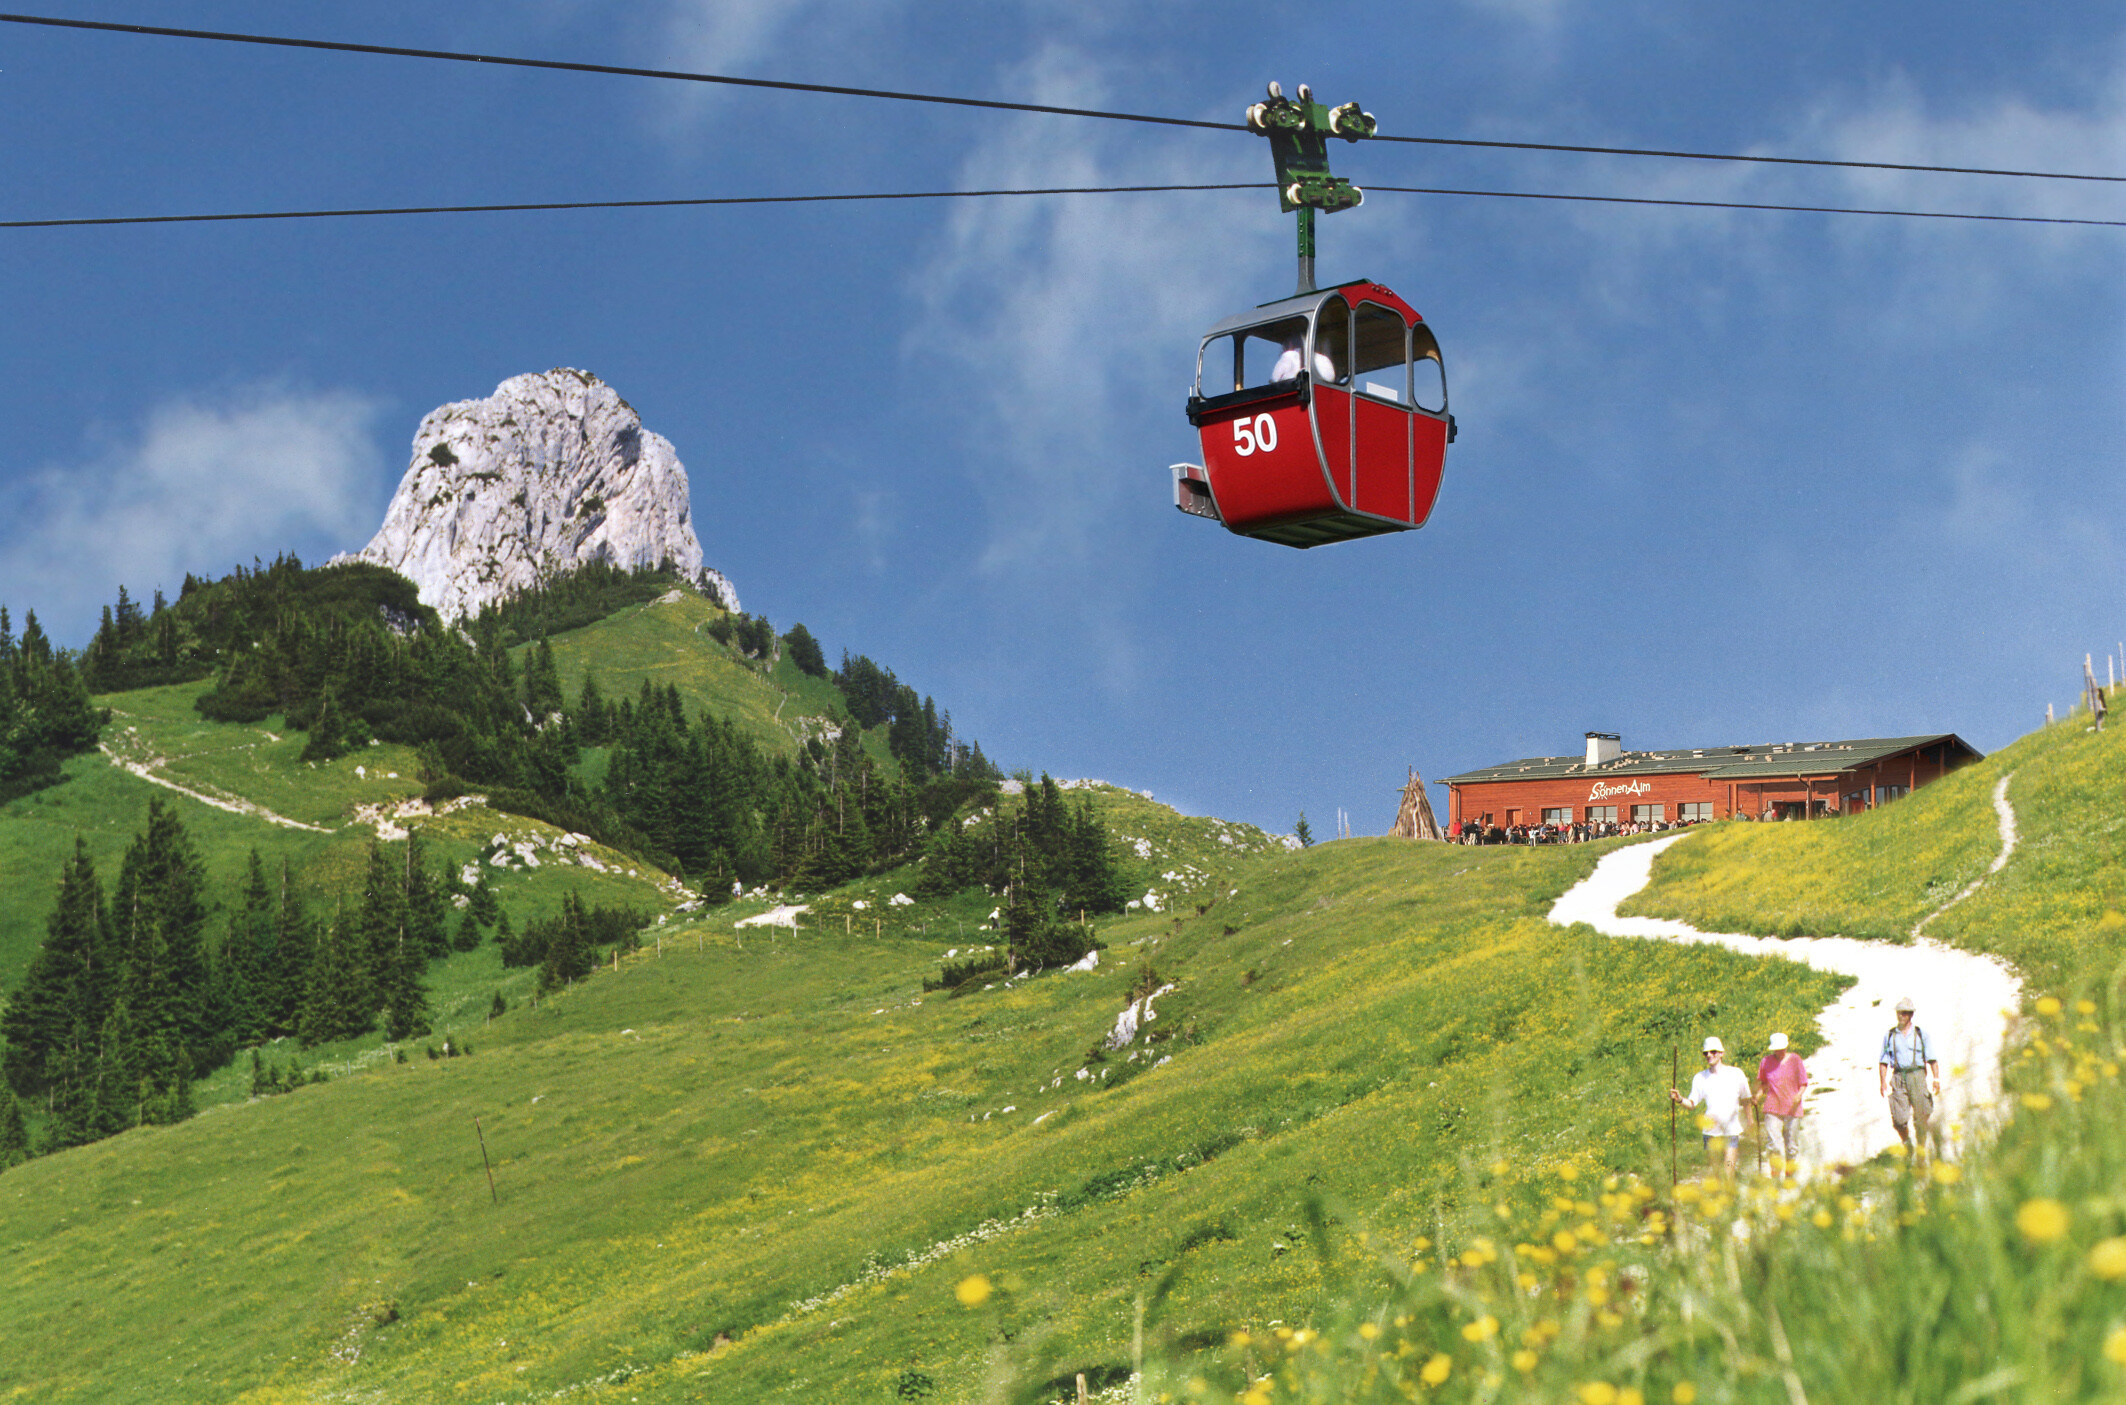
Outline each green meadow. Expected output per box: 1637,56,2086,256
0,825,1842,1403
535,589,858,764
10,605,2126,1403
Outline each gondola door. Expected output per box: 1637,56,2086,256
1349,300,1414,523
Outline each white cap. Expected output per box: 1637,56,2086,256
1703,1036,1724,1053
1768,1032,1789,1051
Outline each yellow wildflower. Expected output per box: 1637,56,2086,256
1229,1330,1251,1348
2024,1093,2054,1112
954,1275,992,1308
1241,1388,1271,1405
1420,1353,1452,1386
1812,1209,1834,1229
2091,1238,2126,1280
2106,1328,2126,1366
2017,1198,2070,1243
2077,999,2098,1015
1462,1315,1499,1342
1512,1348,1538,1373
1619,1391,1645,1405
1558,1164,1580,1182
1358,1322,1381,1341
1931,1162,1962,1185
2037,996,2063,1016
1673,1387,1698,1405
1578,1383,1619,1405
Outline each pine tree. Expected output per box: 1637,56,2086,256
525,638,565,721
468,870,500,926
220,850,274,1047
301,684,347,763
404,834,450,960
0,839,111,1102
452,906,484,953
0,1089,30,1168
1003,879,1091,973
1295,812,1314,847
297,907,372,1047
355,842,428,1041
537,891,594,993
573,670,609,745
263,859,312,1037
109,799,219,1078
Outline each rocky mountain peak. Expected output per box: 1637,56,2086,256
343,369,738,621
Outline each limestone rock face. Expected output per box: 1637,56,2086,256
344,369,738,621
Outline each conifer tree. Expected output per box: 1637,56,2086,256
1,839,111,1102
468,871,501,926
297,907,372,1047
109,799,218,1076
452,906,484,953
525,638,565,721
219,850,274,1047
355,842,428,1041
536,891,594,993
264,859,313,1036
300,684,347,763
0,1089,29,1168
403,834,449,960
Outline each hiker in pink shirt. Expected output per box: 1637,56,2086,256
1756,1032,1808,1177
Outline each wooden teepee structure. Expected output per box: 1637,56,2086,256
1389,767,1444,841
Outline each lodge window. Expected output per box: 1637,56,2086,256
1541,807,1570,825
1586,805,1618,823
1631,804,1665,823
1679,802,1713,822
1877,784,1910,804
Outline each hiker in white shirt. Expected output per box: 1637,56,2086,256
1879,996,1941,1161
1671,1035,1752,1178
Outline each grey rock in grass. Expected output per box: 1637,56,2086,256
341,368,738,621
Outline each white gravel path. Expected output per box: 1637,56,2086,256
1548,790,2022,1170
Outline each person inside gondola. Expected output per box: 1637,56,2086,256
1270,331,1339,383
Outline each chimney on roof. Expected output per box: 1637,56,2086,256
1585,732,1621,767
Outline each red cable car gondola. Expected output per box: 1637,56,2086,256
1178,281,1451,547
1172,82,1455,548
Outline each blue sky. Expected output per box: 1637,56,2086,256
2,1,2122,835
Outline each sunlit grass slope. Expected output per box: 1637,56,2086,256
1140,715,2126,1405
533,589,849,763
1625,711,2126,989
0,835,1841,1404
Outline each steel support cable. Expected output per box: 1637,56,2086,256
7,182,2126,232
5,10,2125,187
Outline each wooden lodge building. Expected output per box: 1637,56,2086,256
1440,731,1981,832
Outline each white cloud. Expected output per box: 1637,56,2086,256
909,45,1275,577
0,386,391,642
643,0,907,137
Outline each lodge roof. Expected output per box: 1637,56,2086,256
1440,734,1980,787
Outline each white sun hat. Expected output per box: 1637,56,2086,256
1768,1032,1789,1051
1703,1036,1724,1053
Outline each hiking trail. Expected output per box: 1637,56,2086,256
1548,789,2022,1170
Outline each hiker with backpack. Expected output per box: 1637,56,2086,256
1879,996,1941,1161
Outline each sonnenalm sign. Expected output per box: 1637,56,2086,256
1588,780,1653,801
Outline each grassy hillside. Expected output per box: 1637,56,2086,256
1137,717,2126,1405
0,832,1841,1403
533,588,856,764
1627,705,2125,989
0,683,684,998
